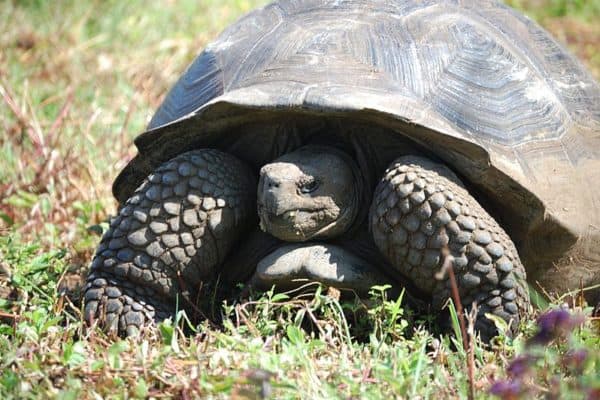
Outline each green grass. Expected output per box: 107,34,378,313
1,234,598,398
1,1,599,398
506,0,600,77
506,0,600,20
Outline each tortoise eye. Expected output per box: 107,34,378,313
300,180,319,194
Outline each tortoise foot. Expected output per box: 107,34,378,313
250,243,400,297
371,156,530,340
84,273,172,336
83,149,256,336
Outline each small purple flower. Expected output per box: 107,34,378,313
507,355,536,378
489,379,523,399
528,309,584,346
562,349,588,372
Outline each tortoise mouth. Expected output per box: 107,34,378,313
258,203,333,241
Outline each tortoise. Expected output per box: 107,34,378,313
83,0,600,339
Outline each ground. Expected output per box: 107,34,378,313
1,1,599,398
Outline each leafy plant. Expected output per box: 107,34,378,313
490,308,600,399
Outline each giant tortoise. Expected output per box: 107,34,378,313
83,0,600,339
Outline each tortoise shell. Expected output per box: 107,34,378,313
114,0,600,297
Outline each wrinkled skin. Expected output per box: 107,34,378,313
85,144,530,341
255,145,530,340
258,146,360,241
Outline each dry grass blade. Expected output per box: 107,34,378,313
0,79,44,157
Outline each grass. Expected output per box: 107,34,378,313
1,0,599,398
506,0,600,77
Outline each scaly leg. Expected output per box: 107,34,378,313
84,149,256,335
370,156,529,340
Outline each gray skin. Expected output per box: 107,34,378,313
253,145,528,340
257,146,360,242
83,142,528,341
253,145,398,296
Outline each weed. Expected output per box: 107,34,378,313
490,308,599,399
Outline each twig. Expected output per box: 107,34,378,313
437,247,474,400
556,283,600,302
174,269,219,329
0,79,44,157
47,88,74,148
466,305,477,400
63,292,83,319
119,98,136,150
235,303,261,337
0,311,19,336
0,311,18,320
303,302,329,343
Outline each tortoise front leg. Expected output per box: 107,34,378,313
370,156,530,341
84,149,256,336
248,243,399,297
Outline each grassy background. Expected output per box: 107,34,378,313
1,1,599,398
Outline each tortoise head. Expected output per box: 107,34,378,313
257,145,361,242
